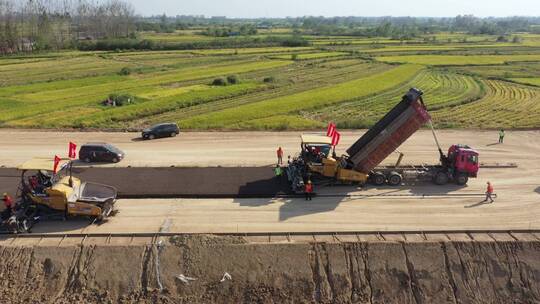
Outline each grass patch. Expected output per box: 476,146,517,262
13,82,263,128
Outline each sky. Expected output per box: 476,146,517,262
128,0,540,18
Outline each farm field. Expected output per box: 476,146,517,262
1,31,540,130
510,78,540,87
432,80,540,128
271,51,349,60
308,69,485,128
375,54,540,65
178,64,424,129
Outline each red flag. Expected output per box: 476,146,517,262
326,122,336,137
53,155,62,174
331,131,341,146
69,142,77,159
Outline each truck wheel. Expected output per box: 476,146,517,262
456,173,469,185
387,172,402,186
372,172,386,186
434,171,449,185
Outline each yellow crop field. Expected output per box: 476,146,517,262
376,54,540,66
432,80,540,128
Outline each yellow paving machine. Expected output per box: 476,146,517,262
1,158,117,233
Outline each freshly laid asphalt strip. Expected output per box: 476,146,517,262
0,167,291,198
0,168,19,197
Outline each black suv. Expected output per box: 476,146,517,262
142,123,180,140
79,143,125,163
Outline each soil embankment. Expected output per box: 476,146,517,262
0,234,539,303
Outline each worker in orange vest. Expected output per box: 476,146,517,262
305,180,313,201
277,147,284,165
484,182,494,203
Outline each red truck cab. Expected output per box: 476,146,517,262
447,144,479,178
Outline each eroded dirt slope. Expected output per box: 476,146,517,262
0,235,539,303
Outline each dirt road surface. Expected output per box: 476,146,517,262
1,129,534,168
1,130,539,303
1,129,537,233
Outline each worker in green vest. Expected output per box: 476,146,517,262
274,165,282,177
498,129,505,144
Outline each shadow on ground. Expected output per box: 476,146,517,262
233,194,348,222
464,200,491,208
235,176,468,221
367,182,467,196
235,174,347,221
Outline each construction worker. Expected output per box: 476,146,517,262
277,147,284,165
484,182,494,203
274,165,282,177
499,129,505,144
29,175,41,193
2,193,14,219
305,180,313,201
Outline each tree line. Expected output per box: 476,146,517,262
137,14,540,40
2,7,540,54
0,0,135,54
77,35,309,51
296,15,540,37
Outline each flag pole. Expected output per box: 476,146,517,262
69,160,73,187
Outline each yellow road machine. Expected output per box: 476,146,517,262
1,158,117,233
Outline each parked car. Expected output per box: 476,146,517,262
142,123,180,140
79,143,125,163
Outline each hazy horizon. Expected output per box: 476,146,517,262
128,0,540,18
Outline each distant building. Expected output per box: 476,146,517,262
211,16,227,22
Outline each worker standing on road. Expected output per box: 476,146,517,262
499,129,505,144
305,180,313,201
274,165,282,177
2,193,14,218
484,182,494,203
277,147,284,165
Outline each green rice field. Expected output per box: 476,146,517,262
1,31,540,130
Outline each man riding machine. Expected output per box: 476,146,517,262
0,158,117,233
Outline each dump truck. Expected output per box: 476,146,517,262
287,88,480,192
1,158,117,233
